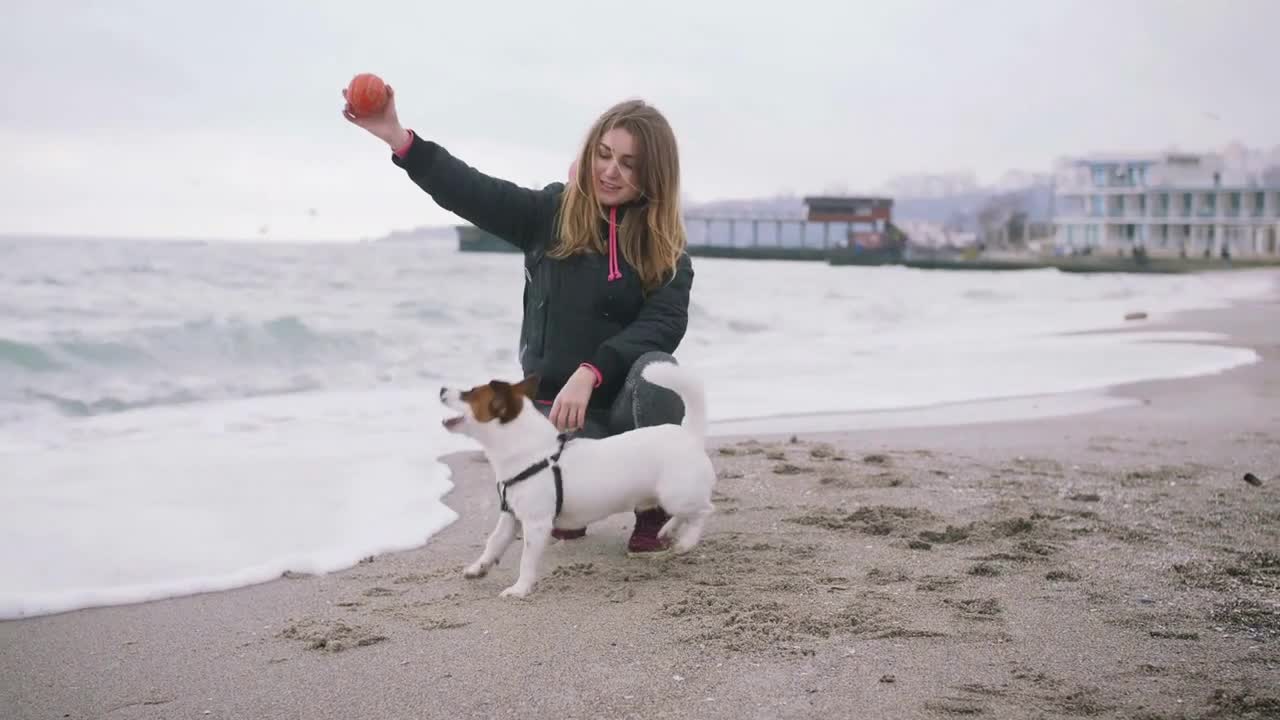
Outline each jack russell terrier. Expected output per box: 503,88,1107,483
439,361,716,598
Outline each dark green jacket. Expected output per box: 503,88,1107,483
392,135,694,409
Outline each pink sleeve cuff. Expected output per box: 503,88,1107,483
579,362,603,388
392,129,415,158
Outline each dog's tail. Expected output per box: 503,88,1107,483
640,361,707,444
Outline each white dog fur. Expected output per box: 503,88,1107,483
439,362,716,598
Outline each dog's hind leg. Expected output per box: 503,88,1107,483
464,512,519,579
657,515,683,542
656,464,716,553
501,520,551,598
670,505,713,554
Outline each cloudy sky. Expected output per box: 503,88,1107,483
4,0,1278,242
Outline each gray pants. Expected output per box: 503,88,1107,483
536,352,685,440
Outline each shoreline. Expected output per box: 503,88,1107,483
3,293,1279,719
711,289,1276,439
1,291,1269,624
710,389,1137,437
0,299,1268,624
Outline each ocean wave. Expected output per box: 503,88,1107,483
56,339,153,366
1,316,379,420
2,315,371,376
394,300,455,323
26,389,203,417
23,379,322,418
727,319,771,333
0,339,61,372
14,275,70,287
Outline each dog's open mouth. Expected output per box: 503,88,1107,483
442,415,464,431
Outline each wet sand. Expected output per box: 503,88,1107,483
2,297,1278,720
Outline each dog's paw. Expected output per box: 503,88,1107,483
499,584,531,599
657,517,682,541
463,562,490,579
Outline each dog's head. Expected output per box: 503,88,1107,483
439,375,540,440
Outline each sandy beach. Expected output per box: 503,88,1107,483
3,296,1278,720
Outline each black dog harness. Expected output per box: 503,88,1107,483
498,433,572,516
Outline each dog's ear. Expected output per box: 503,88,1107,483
487,379,526,423
486,380,511,420
515,374,540,400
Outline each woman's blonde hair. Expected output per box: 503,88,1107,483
552,99,686,291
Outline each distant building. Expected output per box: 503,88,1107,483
802,196,893,249
1051,152,1280,255
896,220,978,249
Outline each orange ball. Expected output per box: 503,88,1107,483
347,73,388,117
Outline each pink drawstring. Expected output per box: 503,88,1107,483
607,206,622,281
577,158,622,281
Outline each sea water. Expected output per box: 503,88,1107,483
0,235,1272,618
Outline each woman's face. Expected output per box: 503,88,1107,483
592,127,642,206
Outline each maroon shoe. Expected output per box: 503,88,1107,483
627,507,671,555
551,527,586,541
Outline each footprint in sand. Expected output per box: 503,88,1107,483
277,619,388,652
967,563,1002,577
944,597,1003,621
773,462,813,475
787,505,938,536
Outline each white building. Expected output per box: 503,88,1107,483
1051,151,1280,256
897,220,978,249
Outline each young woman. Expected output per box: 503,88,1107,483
344,88,695,554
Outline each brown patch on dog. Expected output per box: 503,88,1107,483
461,375,539,424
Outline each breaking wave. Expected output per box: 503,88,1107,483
2,316,376,418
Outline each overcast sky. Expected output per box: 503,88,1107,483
4,0,1278,242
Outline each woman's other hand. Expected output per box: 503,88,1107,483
549,367,596,432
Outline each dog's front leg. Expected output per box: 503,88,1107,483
464,512,519,579
500,520,551,599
